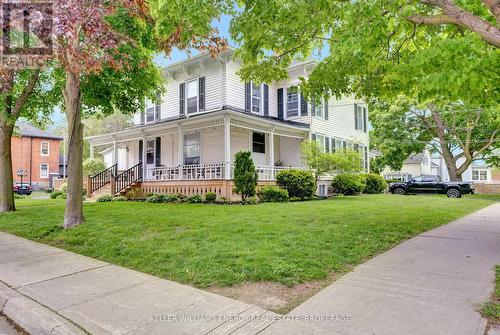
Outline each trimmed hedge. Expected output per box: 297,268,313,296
96,194,113,202
363,174,387,194
331,174,366,195
257,186,289,202
205,192,217,203
276,169,315,199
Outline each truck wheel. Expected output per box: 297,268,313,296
392,187,405,195
446,188,461,198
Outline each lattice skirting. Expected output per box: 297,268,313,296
141,180,276,201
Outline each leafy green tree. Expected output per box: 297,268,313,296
301,140,363,182
233,151,258,201
0,69,61,212
370,97,499,181
83,158,106,177
231,0,499,181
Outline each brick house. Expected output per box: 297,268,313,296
11,122,63,190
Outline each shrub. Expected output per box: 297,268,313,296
187,194,203,203
244,197,258,205
57,193,67,199
233,151,258,201
363,173,387,194
50,191,64,199
96,194,113,202
59,182,68,192
145,194,166,203
205,192,217,203
13,194,25,199
176,193,187,203
331,174,366,195
125,188,144,200
112,196,127,201
163,194,179,203
257,186,289,202
276,169,316,199
83,158,106,177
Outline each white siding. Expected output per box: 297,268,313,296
201,127,224,164
225,60,245,110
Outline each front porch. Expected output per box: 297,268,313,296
85,109,309,198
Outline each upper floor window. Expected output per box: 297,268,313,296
40,141,49,156
186,79,199,114
286,87,299,118
355,104,366,131
40,163,48,178
251,83,262,114
252,132,266,153
146,107,155,123
313,98,324,119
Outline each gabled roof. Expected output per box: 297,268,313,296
15,122,63,140
404,153,424,164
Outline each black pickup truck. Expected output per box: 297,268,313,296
388,175,474,198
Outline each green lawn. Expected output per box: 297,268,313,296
0,194,498,288
482,265,500,324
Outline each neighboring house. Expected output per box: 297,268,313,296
382,149,495,183
11,122,63,190
85,48,369,199
383,151,433,182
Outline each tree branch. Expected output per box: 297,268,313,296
482,0,500,23
11,70,41,119
409,0,500,47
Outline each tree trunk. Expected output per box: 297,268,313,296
63,71,85,228
0,125,15,212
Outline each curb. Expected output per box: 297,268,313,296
0,282,85,335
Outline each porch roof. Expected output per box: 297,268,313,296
85,107,310,146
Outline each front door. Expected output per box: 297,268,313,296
146,139,156,169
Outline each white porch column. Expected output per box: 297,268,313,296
224,115,231,180
113,137,118,166
269,127,275,179
177,125,183,180
141,132,147,179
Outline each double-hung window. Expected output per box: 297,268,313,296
252,132,266,153
146,140,155,165
286,87,299,118
313,98,324,119
40,141,49,156
146,107,155,123
251,82,262,114
472,170,488,181
186,79,199,114
355,105,364,131
40,163,48,178
184,133,201,165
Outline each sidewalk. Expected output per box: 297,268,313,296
264,203,500,335
0,203,499,335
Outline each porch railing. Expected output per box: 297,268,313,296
89,163,117,194
145,163,303,182
114,163,142,194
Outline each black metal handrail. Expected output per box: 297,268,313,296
114,163,142,194
89,164,117,194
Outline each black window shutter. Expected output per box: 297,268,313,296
277,88,284,120
263,84,269,116
354,103,358,130
155,137,161,166
199,77,205,111
300,94,308,116
138,140,143,163
311,133,317,141
363,107,367,132
324,98,329,120
325,137,330,153
179,83,185,117
245,82,251,112
155,92,161,121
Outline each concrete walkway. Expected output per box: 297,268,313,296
0,203,498,335
264,203,500,335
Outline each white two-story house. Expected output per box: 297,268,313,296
85,48,369,199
